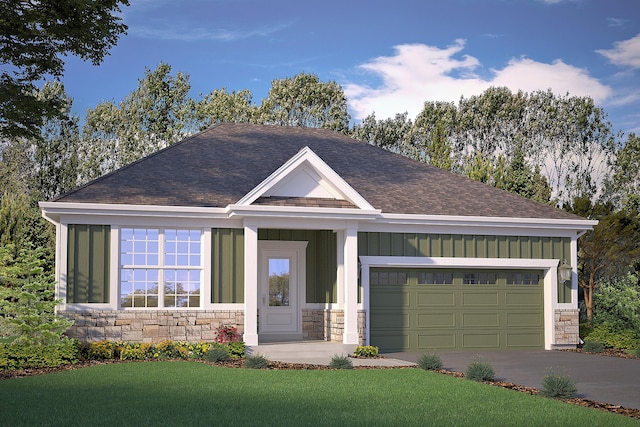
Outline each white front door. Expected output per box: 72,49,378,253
258,241,307,340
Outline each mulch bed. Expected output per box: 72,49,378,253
2,356,639,420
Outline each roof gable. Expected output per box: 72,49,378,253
236,146,375,211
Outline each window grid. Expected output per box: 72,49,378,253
463,272,498,285
120,228,202,309
506,273,540,285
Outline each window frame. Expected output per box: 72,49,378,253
119,227,203,309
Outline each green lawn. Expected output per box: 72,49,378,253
0,361,636,426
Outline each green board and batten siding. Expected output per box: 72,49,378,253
211,228,245,304
67,225,110,303
358,232,572,303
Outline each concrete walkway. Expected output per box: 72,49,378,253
246,341,415,367
386,350,640,410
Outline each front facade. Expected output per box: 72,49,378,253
40,124,595,351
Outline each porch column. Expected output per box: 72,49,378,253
243,223,259,345
342,226,359,344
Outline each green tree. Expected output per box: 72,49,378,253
258,73,350,132
0,243,71,344
0,0,129,140
80,63,194,181
610,133,640,211
593,273,640,334
350,112,413,156
195,88,257,129
411,101,456,169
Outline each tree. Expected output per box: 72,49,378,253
610,133,640,211
350,112,413,156
0,243,72,344
411,101,456,169
80,63,194,181
0,0,129,140
258,73,350,132
593,273,640,334
195,88,256,130
567,199,640,325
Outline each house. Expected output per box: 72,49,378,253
39,123,596,352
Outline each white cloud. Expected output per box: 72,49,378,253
345,41,612,121
130,23,289,42
596,34,640,69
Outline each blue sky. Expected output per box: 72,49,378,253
61,0,640,136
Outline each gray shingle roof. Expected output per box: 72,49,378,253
55,123,583,220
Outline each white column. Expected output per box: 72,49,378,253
342,226,359,344
243,223,259,345
570,236,578,307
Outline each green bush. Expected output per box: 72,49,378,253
120,343,152,360
329,354,353,369
582,341,604,353
417,353,443,371
353,345,378,358
465,359,495,382
205,345,230,362
584,323,639,350
539,371,577,399
86,340,122,360
245,354,268,369
226,341,246,359
0,339,80,370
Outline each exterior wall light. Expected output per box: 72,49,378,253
558,260,572,283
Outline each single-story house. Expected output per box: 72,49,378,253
40,123,596,352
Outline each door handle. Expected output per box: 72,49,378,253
262,294,266,306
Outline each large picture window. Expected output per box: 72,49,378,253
120,228,202,308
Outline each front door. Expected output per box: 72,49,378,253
258,241,307,341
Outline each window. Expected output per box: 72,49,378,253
463,272,497,285
506,273,540,285
120,228,202,308
370,271,408,286
418,271,453,285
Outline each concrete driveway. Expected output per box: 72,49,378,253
384,350,640,410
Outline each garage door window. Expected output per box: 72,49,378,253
370,271,408,286
418,271,453,285
506,273,540,285
463,272,497,285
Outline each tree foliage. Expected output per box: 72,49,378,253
0,0,129,139
593,273,640,335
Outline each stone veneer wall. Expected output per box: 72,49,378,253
554,308,580,348
60,310,244,343
302,308,366,345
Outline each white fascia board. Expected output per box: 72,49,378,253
39,201,229,224
227,204,381,221
363,213,597,236
235,146,376,211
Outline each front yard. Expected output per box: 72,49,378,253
0,361,637,426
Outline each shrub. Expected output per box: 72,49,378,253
329,354,353,369
87,340,119,360
539,370,577,399
245,354,268,369
417,353,443,371
465,358,495,382
582,340,604,353
584,323,639,350
120,343,152,360
633,347,640,358
0,339,80,369
226,341,246,359
215,324,241,343
205,344,229,362
353,345,378,358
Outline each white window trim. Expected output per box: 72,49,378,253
359,256,562,350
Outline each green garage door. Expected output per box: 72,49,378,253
370,268,544,352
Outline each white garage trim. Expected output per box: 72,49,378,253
359,256,561,350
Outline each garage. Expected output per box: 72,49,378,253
369,268,544,352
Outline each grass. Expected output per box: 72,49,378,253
0,361,636,426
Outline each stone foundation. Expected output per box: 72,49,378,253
554,308,579,348
302,308,366,345
60,310,244,343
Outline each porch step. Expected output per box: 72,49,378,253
246,341,416,367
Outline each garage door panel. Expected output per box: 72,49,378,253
372,333,409,352
506,331,543,347
417,312,456,327
417,291,455,306
370,290,408,308
462,312,500,327
462,291,499,306
462,332,500,348
418,333,456,349
505,291,542,306
506,312,543,327
370,312,409,328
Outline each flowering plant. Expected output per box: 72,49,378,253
215,324,240,343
